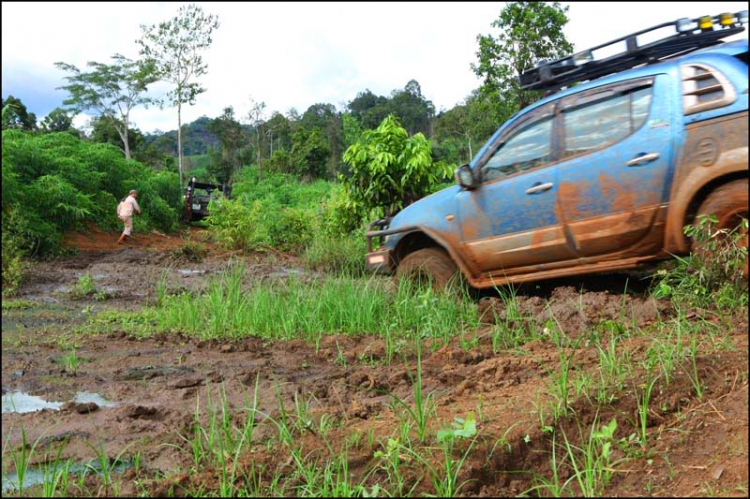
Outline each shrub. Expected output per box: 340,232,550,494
207,197,315,253
206,166,334,254
339,115,453,231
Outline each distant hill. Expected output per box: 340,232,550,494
143,116,221,156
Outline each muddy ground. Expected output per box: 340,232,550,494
2,229,748,497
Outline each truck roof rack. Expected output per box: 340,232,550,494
520,11,748,95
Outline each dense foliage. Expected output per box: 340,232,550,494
1,130,182,257
207,166,331,253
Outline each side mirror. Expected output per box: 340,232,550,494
454,164,477,190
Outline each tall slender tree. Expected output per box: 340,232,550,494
207,106,244,183
245,97,267,181
138,3,220,186
56,55,157,159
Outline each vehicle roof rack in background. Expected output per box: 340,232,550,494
520,11,748,95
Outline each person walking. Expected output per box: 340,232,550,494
117,190,141,245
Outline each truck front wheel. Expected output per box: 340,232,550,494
396,247,459,291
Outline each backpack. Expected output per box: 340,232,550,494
117,200,126,217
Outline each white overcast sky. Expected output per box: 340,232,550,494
2,2,747,133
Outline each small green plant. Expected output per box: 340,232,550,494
390,341,437,442
292,391,315,435
561,417,620,497
70,272,97,299
432,412,479,497
549,345,576,421
41,443,71,498
488,422,521,458
685,335,703,400
60,349,81,375
635,370,661,446
373,438,412,497
5,427,45,493
86,439,135,491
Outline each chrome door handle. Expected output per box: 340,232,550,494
626,152,660,166
525,182,554,194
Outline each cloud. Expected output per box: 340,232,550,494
3,2,747,133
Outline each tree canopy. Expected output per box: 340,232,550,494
55,54,159,159
1,95,37,131
473,1,573,113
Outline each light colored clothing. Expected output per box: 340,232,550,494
120,216,133,236
119,196,141,217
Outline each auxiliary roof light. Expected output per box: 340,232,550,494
739,10,749,25
719,13,734,27
675,18,694,33
573,50,593,66
698,15,714,31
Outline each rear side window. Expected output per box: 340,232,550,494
562,86,652,159
682,64,736,115
481,117,553,183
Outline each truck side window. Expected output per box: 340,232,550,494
562,86,652,159
481,117,553,183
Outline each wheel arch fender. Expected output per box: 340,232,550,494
393,227,478,282
665,170,749,253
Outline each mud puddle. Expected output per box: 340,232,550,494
2,391,116,414
2,391,63,413
2,459,132,494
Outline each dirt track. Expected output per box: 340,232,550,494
2,230,748,497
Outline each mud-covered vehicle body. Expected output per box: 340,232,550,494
366,13,749,288
183,177,231,222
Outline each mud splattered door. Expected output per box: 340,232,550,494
555,75,675,257
458,107,576,273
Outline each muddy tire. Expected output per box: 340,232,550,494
396,247,459,291
694,178,749,276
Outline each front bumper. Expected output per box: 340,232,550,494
365,217,394,273
364,217,422,274
365,249,394,273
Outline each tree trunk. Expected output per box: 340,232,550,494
177,103,183,187
123,124,131,160
115,122,131,160
256,129,262,181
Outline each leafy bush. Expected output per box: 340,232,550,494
207,197,314,253
338,115,453,231
70,272,97,300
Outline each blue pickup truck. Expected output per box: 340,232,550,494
365,12,749,289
